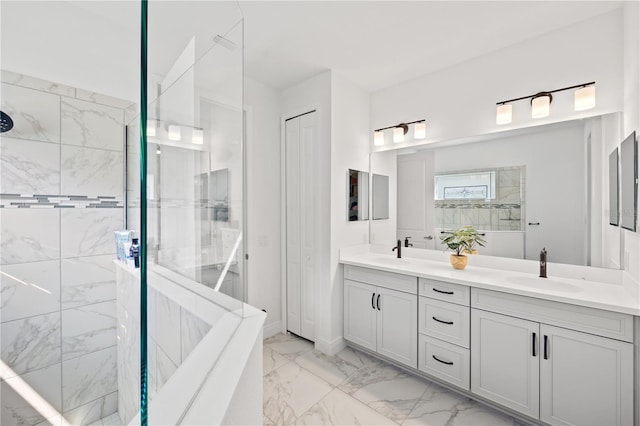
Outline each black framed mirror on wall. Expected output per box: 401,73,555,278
620,131,637,232
348,169,369,221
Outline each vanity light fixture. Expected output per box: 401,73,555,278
374,130,385,146
147,119,157,137
414,121,427,139
168,124,181,141
373,120,426,145
496,104,512,125
496,81,595,124
531,92,552,119
575,84,596,111
192,128,204,145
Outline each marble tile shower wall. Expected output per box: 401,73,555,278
0,71,132,426
435,167,525,232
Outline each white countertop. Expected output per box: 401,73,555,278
340,245,640,316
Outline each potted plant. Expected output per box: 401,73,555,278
440,226,485,270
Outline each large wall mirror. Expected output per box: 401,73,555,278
370,113,623,269
348,169,369,221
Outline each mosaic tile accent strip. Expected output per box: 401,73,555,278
0,194,123,209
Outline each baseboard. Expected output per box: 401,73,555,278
314,336,346,356
262,320,282,339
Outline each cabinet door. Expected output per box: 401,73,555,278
376,287,418,368
540,324,633,426
471,309,539,418
343,279,377,352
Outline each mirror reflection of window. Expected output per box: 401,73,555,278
372,174,390,220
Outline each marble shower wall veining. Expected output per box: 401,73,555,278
0,70,132,426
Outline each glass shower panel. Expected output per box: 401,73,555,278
123,1,245,423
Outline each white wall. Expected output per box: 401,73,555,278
371,9,623,149
431,122,586,266
623,0,640,280
280,71,332,346
245,77,282,335
326,73,371,354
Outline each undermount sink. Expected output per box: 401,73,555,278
370,256,410,265
506,276,583,293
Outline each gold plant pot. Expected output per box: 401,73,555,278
463,249,479,255
450,254,468,270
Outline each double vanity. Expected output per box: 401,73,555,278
340,245,640,426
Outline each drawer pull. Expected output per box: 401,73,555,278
432,288,454,295
371,293,376,310
432,355,453,365
432,316,454,325
377,294,381,311
532,332,537,357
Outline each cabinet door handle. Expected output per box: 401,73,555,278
544,335,549,360
432,355,453,365
532,332,537,357
432,288,454,295
432,316,454,325
371,293,376,310
376,294,381,310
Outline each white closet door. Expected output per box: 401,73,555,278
299,112,317,340
285,111,317,341
397,151,435,249
285,117,301,335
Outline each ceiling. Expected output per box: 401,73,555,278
0,1,624,101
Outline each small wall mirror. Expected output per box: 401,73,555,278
372,174,390,220
348,169,369,221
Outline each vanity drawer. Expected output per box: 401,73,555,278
419,297,470,348
418,334,470,390
345,265,417,295
419,278,470,306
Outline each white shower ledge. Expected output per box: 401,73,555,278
340,244,640,316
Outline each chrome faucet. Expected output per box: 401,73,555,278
539,248,547,278
392,240,402,258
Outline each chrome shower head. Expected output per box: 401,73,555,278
0,111,14,133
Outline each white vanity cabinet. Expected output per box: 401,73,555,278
343,266,418,368
471,288,634,426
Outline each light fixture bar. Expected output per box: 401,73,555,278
374,119,425,133
496,81,595,106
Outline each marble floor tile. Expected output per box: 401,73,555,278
265,333,314,360
296,388,397,426
264,345,289,376
263,414,276,426
294,348,362,386
403,382,519,426
263,361,332,425
337,359,430,424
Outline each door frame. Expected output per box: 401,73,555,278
280,105,319,336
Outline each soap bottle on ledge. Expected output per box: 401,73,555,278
130,238,140,269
